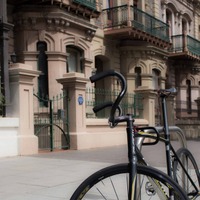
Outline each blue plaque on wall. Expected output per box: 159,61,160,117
78,95,84,105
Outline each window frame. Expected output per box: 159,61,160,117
66,46,84,73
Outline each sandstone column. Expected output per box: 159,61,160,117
57,72,88,149
7,63,40,155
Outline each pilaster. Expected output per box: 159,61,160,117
57,72,88,149
7,63,40,155
135,88,157,126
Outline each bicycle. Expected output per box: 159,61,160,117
70,70,188,200
135,88,200,199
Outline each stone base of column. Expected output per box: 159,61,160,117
0,117,38,157
0,118,19,157
18,135,38,155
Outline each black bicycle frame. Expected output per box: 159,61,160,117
90,70,138,199
114,114,138,199
160,94,173,178
160,92,199,196
126,115,137,200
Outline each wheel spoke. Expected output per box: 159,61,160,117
173,148,200,199
70,164,187,200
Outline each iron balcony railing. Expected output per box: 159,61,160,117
102,5,170,42
86,87,143,119
171,34,200,57
73,0,97,10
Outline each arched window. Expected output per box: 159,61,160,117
152,69,160,89
135,67,141,88
66,46,84,73
37,41,49,102
186,79,192,114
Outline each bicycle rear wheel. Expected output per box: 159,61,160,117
70,163,187,199
173,147,200,199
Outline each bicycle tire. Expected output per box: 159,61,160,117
70,163,188,199
173,147,200,199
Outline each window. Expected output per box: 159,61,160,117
106,0,113,8
166,9,173,35
37,41,49,103
186,79,192,114
107,0,114,22
182,19,187,34
66,46,84,73
133,0,138,7
133,0,138,21
152,69,160,89
135,67,141,88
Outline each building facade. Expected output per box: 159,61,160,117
1,0,200,153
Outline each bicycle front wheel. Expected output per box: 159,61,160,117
70,163,188,199
173,147,200,199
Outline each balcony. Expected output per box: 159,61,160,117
72,0,97,11
69,0,101,18
170,33,200,61
8,0,100,18
102,5,171,48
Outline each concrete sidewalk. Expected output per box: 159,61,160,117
0,141,199,200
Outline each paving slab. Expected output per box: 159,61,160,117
0,140,199,199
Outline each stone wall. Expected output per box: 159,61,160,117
176,119,200,139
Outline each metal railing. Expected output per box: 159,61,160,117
86,87,143,118
171,34,200,57
136,126,187,151
73,0,97,10
102,5,170,42
187,35,200,56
